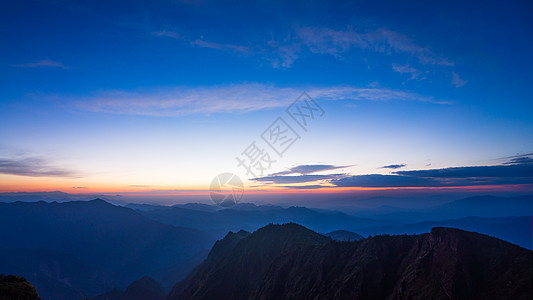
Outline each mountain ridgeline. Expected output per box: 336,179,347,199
169,223,532,300
0,196,531,299
0,199,215,300
93,276,165,300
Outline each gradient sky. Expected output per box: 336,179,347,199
1,0,532,204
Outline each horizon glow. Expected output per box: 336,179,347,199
1,0,532,205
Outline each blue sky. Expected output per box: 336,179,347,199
1,0,532,203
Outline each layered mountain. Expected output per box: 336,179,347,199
325,230,364,241
169,223,532,300
0,199,215,299
0,247,111,300
373,195,533,222
360,215,532,249
141,200,531,249
93,276,165,300
433,195,533,218
0,191,126,205
141,205,394,237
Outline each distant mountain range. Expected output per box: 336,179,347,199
5,192,530,221
0,199,215,299
140,204,396,237
0,191,127,205
1,195,531,299
137,198,532,250
169,224,532,300
369,195,533,222
325,230,364,241
359,215,532,249
93,276,165,300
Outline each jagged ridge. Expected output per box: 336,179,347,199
169,224,532,300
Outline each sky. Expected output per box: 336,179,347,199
1,0,532,205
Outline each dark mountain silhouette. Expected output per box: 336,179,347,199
325,230,364,241
376,195,533,222
2,196,531,299
206,230,251,262
142,205,394,237
0,274,41,300
125,203,171,211
0,191,127,205
169,223,532,300
359,215,532,249
171,203,219,212
142,201,531,249
121,276,165,300
92,288,123,300
434,195,533,217
93,276,165,300
0,199,215,299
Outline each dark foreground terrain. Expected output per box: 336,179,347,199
169,224,532,300
0,274,41,300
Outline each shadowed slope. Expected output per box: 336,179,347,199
169,224,532,300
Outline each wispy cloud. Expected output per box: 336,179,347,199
332,163,533,188
392,63,423,80
12,59,69,69
191,39,251,54
380,164,406,169
292,27,453,67
151,25,453,72
278,185,329,190
394,164,533,178
251,164,350,186
451,72,467,87
333,174,437,188
251,160,533,188
306,86,451,104
271,164,351,176
151,30,182,39
251,174,345,184
0,157,79,178
69,84,449,116
504,156,533,165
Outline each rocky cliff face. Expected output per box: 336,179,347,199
168,224,532,300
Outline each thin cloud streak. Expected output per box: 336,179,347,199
0,157,80,178
394,164,533,178
151,30,182,39
381,164,407,169
271,164,351,176
451,72,467,87
152,26,453,71
70,84,450,117
296,27,452,67
504,157,533,165
392,63,423,80
251,174,346,184
12,59,69,69
191,39,251,54
252,162,533,188
333,163,533,188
